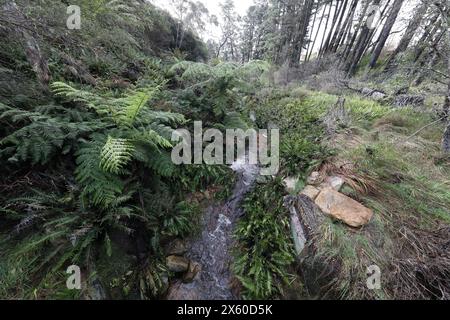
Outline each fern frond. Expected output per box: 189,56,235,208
50,82,109,115
75,136,125,207
114,89,155,126
99,136,135,174
133,144,175,177
142,110,186,126
236,60,270,78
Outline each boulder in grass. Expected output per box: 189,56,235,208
301,185,321,200
315,188,373,227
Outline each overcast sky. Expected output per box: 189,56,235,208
151,0,253,17
150,0,417,53
150,0,252,41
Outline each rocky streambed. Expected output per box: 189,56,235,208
166,157,260,300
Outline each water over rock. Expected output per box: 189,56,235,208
167,156,259,300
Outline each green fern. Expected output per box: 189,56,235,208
223,112,250,129
100,136,135,174
49,82,185,208
75,135,125,207
0,102,105,165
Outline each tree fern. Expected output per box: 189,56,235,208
170,60,269,86
49,82,186,208
169,60,269,122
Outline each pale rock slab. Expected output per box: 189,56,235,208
319,176,345,191
315,188,373,227
301,185,320,200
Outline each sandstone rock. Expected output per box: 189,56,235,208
183,261,201,283
165,239,188,256
166,255,189,273
319,176,345,191
314,188,373,227
300,185,320,200
307,171,320,184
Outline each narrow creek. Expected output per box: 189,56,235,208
167,157,260,300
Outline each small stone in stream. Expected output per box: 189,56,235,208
320,176,345,191
301,185,320,200
165,239,188,256
315,188,373,227
183,261,201,283
166,281,199,300
307,171,320,185
166,255,189,273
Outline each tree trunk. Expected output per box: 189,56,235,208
363,0,392,57
436,2,450,152
332,0,358,53
368,0,404,69
341,0,370,66
305,3,319,61
413,13,440,63
327,0,350,53
307,1,327,61
346,0,382,75
384,2,428,71
320,0,346,57
318,1,334,56
291,0,315,66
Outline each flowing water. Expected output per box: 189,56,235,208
167,157,260,300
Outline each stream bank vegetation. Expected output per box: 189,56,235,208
1,0,450,300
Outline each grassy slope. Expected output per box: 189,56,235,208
242,86,450,300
